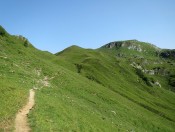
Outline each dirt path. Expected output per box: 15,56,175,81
15,89,35,132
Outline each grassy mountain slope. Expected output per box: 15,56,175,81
0,27,57,130
56,40,175,131
0,26,175,131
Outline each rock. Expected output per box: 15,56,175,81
149,70,155,75
111,111,116,115
155,81,161,87
16,35,27,41
105,40,143,52
105,42,122,48
128,45,142,52
130,62,143,70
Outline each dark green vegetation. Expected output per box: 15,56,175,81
0,26,7,36
0,26,175,131
160,49,175,60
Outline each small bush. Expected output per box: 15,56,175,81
136,69,144,79
169,78,175,87
24,40,29,47
0,26,6,36
136,69,152,87
75,63,83,73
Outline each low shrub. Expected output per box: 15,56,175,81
136,69,153,87
0,26,6,36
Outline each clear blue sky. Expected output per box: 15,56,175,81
1,0,175,53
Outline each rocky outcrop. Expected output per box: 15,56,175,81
105,41,123,49
152,67,169,76
15,35,28,41
130,62,168,76
105,40,143,52
154,81,161,87
128,44,142,52
105,40,142,52
143,69,155,75
131,62,155,75
103,40,163,54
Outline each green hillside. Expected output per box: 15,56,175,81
0,26,175,131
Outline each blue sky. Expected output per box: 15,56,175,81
1,0,175,53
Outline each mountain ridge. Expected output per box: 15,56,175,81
0,26,175,131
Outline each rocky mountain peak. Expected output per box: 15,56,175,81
104,40,143,52
102,40,161,53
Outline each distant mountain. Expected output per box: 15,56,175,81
0,26,175,131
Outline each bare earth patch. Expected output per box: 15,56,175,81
15,89,35,132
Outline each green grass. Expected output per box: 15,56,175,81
0,28,175,131
29,72,175,131
0,79,28,131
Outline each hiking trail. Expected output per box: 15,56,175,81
15,89,35,132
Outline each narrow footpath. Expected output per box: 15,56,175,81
15,89,35,132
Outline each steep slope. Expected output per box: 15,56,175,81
99,40,175,91
0,26,175,131
0,26,59,131
56,40,175,131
